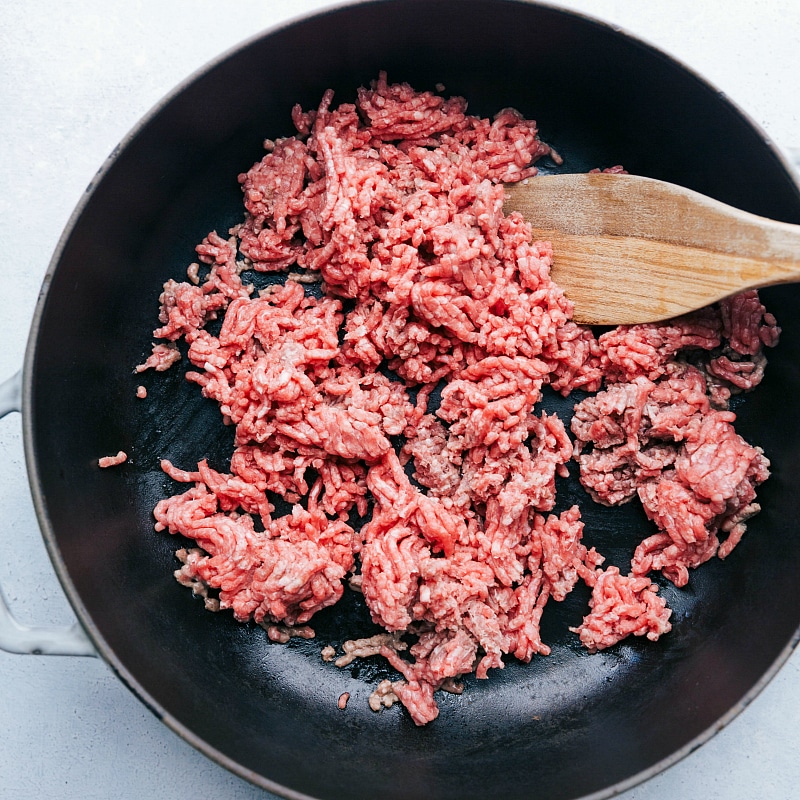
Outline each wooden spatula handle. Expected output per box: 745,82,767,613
504,174,800,324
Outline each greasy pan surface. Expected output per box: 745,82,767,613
24,1,800,798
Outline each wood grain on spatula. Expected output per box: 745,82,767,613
503,173,800,325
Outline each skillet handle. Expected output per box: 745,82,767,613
0,370,96,656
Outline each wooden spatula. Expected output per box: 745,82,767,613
503,173,800,325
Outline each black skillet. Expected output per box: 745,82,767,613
23,1,800,798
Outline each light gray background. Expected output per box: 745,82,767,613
1,1,798,798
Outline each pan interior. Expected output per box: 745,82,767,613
26,2,800,799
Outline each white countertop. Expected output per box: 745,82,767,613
0,1,798,798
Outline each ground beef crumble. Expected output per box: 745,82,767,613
98,450,128,468
144,74,778,725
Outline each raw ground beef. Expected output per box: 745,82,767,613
144,74,778,725
571,299,776,588
98,450,128,468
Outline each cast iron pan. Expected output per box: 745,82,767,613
23,1,800,798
